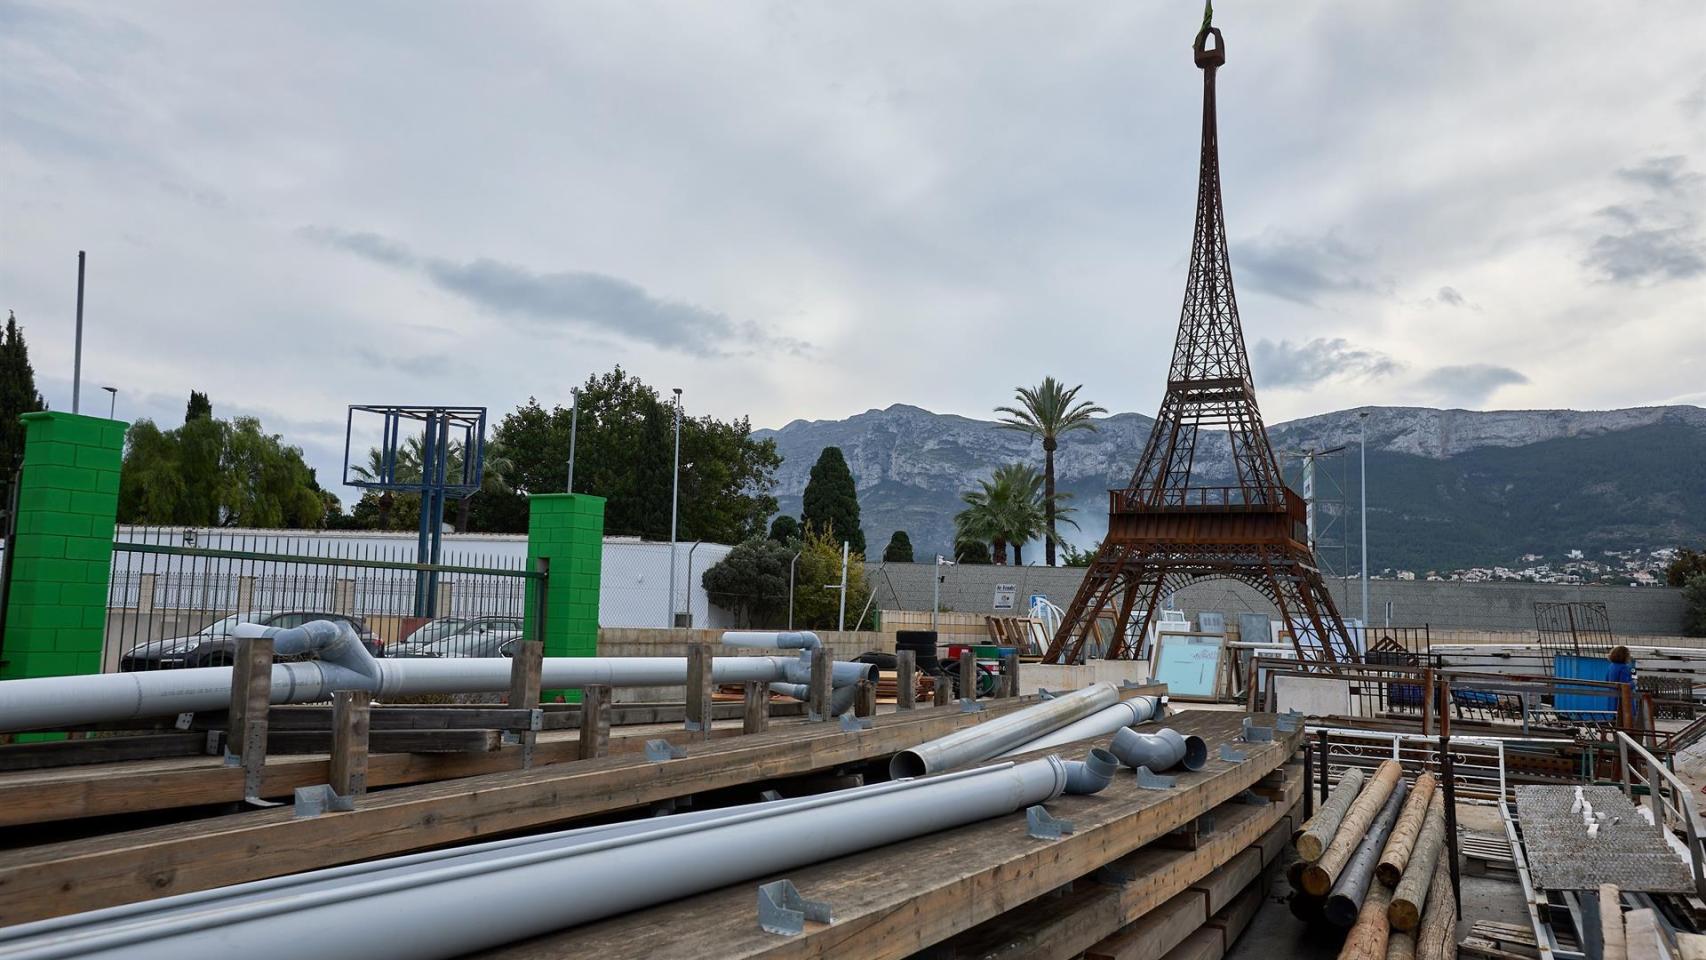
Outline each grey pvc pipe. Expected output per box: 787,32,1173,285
888,682,1120,778
994,696,1163,758
1062,747,1119,795
0,758,1070,960
0,623,875,732
720,631,820,650
1109,726,1208,773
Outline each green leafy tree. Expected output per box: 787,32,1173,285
954,538,991,564
1685,574,1706,638
483,368,779,541
1061,541,1099,567
768,515,800,543
119,412,325,528
792,524,873,630
184,391,212,422
882,530,914,563
801,446,864,555
700,537,796,627
0,312,47,511
995,377,1105,566
1667,548,1706,588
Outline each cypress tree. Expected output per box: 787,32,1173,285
0,312,47,497
800,446,864,555
883,530,914,563
185,391,212,422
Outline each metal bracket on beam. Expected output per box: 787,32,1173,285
174,712,195,731
1037,688,1059,701
959,698,985,714
528,708,544,733
1135,767,1177,790
1241,718,1274,742
839,714,872,732
1095,861,1137,886
293,784,354,818
1219,743,1247,763
757,879,833,936
1276,710,1302,733
203,730,225,755
1237,789,1272,806
1026,805,1074,840
759,789,784,802
644,739,687,763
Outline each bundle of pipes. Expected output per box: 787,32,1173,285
890,683,1168,778
1285,762,1459,960
0,622,877,733
0,751,1113,960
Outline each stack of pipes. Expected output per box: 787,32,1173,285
1286,760,1458,960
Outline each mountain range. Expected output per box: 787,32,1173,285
752,404,1706,573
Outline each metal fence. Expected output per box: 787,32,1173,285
105,528,540,671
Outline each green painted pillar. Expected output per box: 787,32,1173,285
1,412,126,681
524,493,604,702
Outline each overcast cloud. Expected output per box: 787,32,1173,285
3,2,1704,503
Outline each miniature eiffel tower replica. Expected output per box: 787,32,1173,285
1043,18,1357,665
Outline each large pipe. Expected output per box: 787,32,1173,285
720,631,821,650
0,758,1075,960
1109,726,1208,773
889,682,1120,778
994,696,1163,758
0,622,875,732
1062,747,1118,795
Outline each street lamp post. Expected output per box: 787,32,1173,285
837,540,849,632
787,551,802,630
72,252,86,414
931,555,955,633
1359,410,1370,633
666,387,683,627
102,386,117,420
566,387,579,493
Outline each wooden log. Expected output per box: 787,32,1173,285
1415,857,1456,960
1389,791,1447,932
1325,780,1411,926
896,650,917,710
1599,884,1626,960
1377,773,1438,886
1340,879,1393,960
1303,760,1399,895
741,681,769,735
1387,931,1416,960
328,691,371,798
1289,892,1328,926
577,685,610,761
1296,767,1367,861
1287,858,1309,893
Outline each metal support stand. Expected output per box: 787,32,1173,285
757,879,833,936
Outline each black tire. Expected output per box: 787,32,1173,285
855,651,897,672
895,630,938,649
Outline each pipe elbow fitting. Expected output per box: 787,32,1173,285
235,619,380,690
1062,747,1118,795
1110,726,1208,773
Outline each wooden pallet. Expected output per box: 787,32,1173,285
1461,830,1516,876
1460,919,1540,960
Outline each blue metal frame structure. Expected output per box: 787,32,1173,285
343,405,488,617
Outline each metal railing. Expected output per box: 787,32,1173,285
106,528,540,672
1615,729,1706,899
1311,725,1510,802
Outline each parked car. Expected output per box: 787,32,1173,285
390,617,470,658
397,617,524,658
120,612,382,671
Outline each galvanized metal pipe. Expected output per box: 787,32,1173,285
0,622,873,732
888,682,1121,778
994,696,1163,757
0,758,1074,960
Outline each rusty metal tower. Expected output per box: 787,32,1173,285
1042,17,1357,665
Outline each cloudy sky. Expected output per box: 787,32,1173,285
4,2,1704,503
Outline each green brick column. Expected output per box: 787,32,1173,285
524,493,605,703
1,412,126,682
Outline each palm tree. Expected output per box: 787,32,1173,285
995,377,1106,566
954,463,1077,565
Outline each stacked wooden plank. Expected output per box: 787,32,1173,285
1288,761,1458,960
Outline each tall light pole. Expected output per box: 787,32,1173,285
666,387,683,627
565,387,579,493
1359,410,1370,634
787,550,801,630
102,386,117,419
836,540,849,631
931,554,955,633
72,251,86,414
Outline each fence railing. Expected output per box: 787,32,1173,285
1615,730,1706,899
106,529,540,672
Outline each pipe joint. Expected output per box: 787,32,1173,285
1062,747,1118,795
1109,726,1207,773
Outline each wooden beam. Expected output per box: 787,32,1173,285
742,682,769,735
1085,888,1207,960
934,672,953,706
1003,651,1020,698
960,647,976,699
0,696,1042,924
808,645,832,721
855,680,876,718
0,733,211,771
577,685,609,761
269,729,503,754
685,643,713,740
508,640,543,768
329,691,371,798
896,650,917,710
229,636,273,800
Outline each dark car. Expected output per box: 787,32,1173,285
186,612,382,667
395,617,524,658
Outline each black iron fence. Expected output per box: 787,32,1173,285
106,528,541,672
